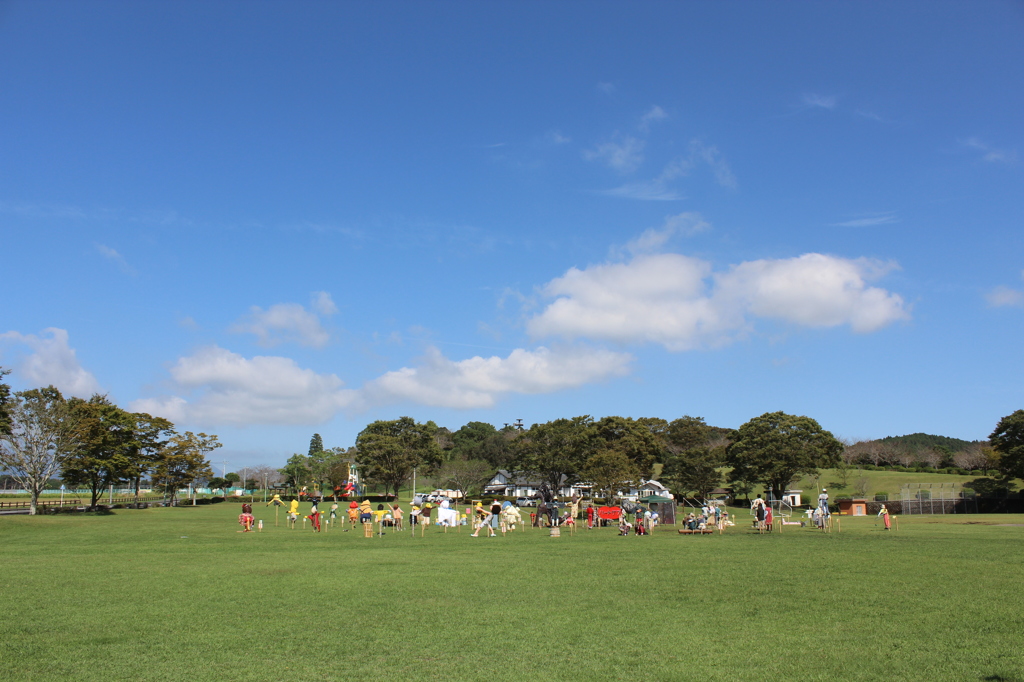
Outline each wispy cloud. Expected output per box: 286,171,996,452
612,212,711,258
854,109,883,122
639,105,668,131
802,93,838,110
95,244,136,275
960,137,1017,164
600,138,735,200
603,181,683,201
689,139,736,189
547,131,571,145
583,135,645,173
986,285,1024,308
596,82,616,95
229,292,338,348
985,271,1024,308
0,328,102,398
830,212,899,228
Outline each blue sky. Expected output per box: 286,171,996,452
1,1,1022,470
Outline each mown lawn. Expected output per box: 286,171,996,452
1,504,1022,681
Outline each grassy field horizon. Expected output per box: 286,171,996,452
2,503,1022,681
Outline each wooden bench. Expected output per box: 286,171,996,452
678,528,715,535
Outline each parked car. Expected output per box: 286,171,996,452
515,497,535,507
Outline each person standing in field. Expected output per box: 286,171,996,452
878,504,891,530
238,503,254,532
287,498,300,529
818,489,830,517
389,502,404,531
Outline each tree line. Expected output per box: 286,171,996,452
311,412,845,504
312,410,1024,504
0,368,220,514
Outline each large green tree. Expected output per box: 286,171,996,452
666,415,712,453
355,417,442,497
592,416,664,478
63,395,137,508
0,367,12,436
126,413,174,502
582,449,639,502
726,411,842,500
515,416,598,493
0,387,81,514
662,446,722,500
154,431,218,505
989,409,1024,480
279,454,310,492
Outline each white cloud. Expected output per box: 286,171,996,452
583,135,645,173
985,284,1024,308
831,213,898,227
603,181,683,201
617,212,711,257
547,131,571,145
639,105,668,131
360,345,633,409
130,346,356,426
311,291,338,316
133,343,632,425
802,93,838,109
602,139,735,200
0,328,101,397
715,254,908,333
528,253,908,350
95,244,136,275
985,286,1024,308
960,137,1017,164
230,292,337,348
689,139,737,189
596,82,616,95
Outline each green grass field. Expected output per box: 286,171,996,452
2,504,1022,682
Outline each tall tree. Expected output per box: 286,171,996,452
593,416,664,478
666,415,712,453
726,411,843,500
435,456,494,500
153,431,218,505
355,417,442,497
0,387,80,515
662,446,723,500
308,433,324,458
279,454,310,492
63,395,137,508
582,450,639,502
127,413,174,502
515,416,597,493
325,446,356,498
989,409,1024,480
0,367,12,436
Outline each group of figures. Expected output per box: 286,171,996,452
615,505,660,535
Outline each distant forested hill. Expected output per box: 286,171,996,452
878,433,982,453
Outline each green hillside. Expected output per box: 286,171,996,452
878,432,982,453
